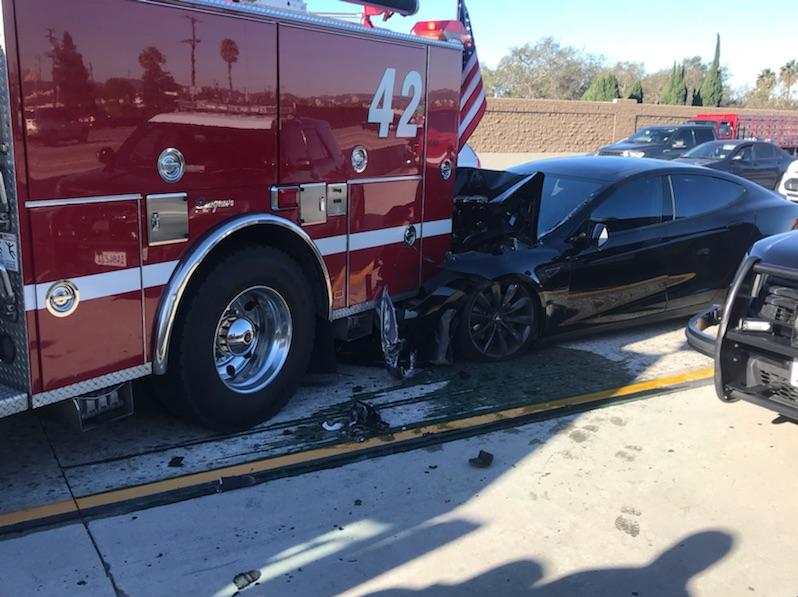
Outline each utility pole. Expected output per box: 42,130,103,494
45,28,59,106
181,16,201,95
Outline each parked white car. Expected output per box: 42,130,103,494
779,160,798,201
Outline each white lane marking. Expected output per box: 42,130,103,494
25,261,179,312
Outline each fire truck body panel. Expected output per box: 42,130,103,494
0,0,462,422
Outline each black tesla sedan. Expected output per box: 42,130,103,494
442,156,798,361
675,139,795,190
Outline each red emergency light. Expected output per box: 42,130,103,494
411,20,470,45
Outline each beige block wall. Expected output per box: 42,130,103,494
470,98,798,154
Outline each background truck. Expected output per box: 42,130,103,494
689,113,798,154
0,0,467,431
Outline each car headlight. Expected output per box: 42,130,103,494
622,150,646,158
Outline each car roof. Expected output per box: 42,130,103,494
508,155,708,182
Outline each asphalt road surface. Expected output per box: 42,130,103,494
2,321,795,596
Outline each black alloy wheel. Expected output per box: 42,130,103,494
457,279,537,362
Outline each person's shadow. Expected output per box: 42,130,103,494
362,530,733,597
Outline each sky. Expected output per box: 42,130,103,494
309,0,798,90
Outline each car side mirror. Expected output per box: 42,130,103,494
591,223,609,249
97,146,114,165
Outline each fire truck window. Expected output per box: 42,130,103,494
719,122,732,136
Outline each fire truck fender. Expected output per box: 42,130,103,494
152,213,333,375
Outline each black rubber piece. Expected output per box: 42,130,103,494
156,246,315,431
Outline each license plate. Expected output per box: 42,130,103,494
0,233,18,272
790,361,798,388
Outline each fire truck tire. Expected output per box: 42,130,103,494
456,279,537,362
158,246,315,431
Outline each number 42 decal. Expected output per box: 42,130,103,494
368,68,423,139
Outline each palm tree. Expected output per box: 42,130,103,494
220,38,239,96
780,60,798,100
756,68,777,92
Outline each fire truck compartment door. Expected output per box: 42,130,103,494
29,200,144,393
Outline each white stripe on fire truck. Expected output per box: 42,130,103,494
21,219,452,310
315,219,453,256
25,261,179,312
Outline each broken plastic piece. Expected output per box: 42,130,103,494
468,450,494,468
378,288,417,379
322,421,344,432
233,570,261,590
348,399,390,442
167,456,184,468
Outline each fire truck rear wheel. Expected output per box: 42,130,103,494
160,246,314,431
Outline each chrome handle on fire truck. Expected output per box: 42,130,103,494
0,264,16,320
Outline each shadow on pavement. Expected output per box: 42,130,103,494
360,530,734,597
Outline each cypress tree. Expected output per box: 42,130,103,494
582,72,621,101
660,63,688,105
628,79,644,103
698,34,723,106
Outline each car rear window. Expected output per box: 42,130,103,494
671,174,745,218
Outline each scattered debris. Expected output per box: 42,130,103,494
322,421,344,432
354,499,363,506
347,400,390,442
233,570,262,591
468,450,494,468
217,475,257,493
167,456,184,468
377,288,417,379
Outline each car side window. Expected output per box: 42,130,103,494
734,146,752,162
694,128,714,145
671,175,745,219
670,129,692,149
753,143,776,160
591,176,666,232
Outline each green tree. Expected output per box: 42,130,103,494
490,37,603,100
780,59,798,101
697,34,723,106
627,79,644,103
659,63,688,105
581,71,620,101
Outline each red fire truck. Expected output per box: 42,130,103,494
0,0,465,430
689,113,798,154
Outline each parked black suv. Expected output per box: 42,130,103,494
688,231,798,420
599,124,716,160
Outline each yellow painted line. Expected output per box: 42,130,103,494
0,367,714,530
0,499,78,528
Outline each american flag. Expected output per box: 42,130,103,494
458,0,486,150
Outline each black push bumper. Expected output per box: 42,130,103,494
686,255,798,420
686,305,721,358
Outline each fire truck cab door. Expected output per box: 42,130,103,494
278,26,427,311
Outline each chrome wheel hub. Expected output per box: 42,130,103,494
214,286,292,394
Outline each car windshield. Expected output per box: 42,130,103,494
537,174,604,238
683,142,739,159
627,128,675,145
